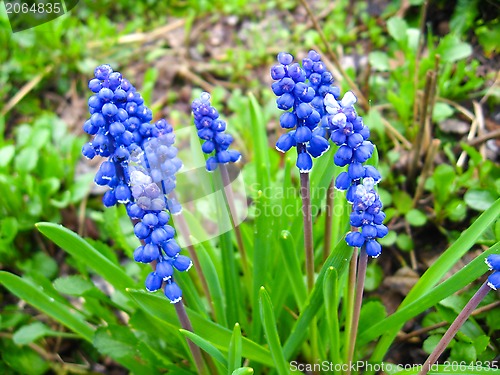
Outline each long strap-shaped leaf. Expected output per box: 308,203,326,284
359,241,500,345
283,238,352,359
127,289,274,367
36,222,135,291
0,271,94,342
259,287,289,375
367,198,500,366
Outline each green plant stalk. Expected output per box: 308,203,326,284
346,248,368,374
175,301,209,375
323,180,335,261
300,172,319,363
300,172,315,291
417,282,491,375
173,204,215,318
219,163,249,277
343,240,358,374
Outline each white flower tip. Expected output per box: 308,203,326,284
299,168,311,174
170,296,183,304
324,93,340,113
485,259,493,270
275,145,286,153
341,91,357,107
200,92,211,101
487,281,497,290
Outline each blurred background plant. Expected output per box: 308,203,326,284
0,0,499,374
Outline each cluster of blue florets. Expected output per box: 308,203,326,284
192,92,241,172
271,52,331,172
485,254,500,290
83,65,191,303
129,201,191,303
322,89,387,257
343,177,388,258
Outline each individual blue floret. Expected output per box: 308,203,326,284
192,92,241,172
487,271,500,290
485,254,500,271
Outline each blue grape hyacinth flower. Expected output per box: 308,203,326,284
192,92,241,172
486,254,500,290
271,52,330,172
323,90,388,258
83,64,191,303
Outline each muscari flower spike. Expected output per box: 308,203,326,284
485,254,500,290
192,92,241,172
322,86,387,258
271,52,331,172
83,65,191,303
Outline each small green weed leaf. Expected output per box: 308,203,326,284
18,251,58,280
432,102,454,122
445,199,467,222
450,340,476,362
423,334,441,354
14,147,39,173
464,189,496,211
438,35,472,62
359,300,386,329
405,209,427,227
450,0,479,35
392,190,413,214
94,325,156,373
365,263,384,291
369,51,390,71
476,24,500,56
432,164,456,204
0,145,15,168
53,275,94,296
387,17,407,42
259,287,289,375
1,344,49,375
0,217,18,244
13,322,51,345
180,329,228,370
378,230,396,246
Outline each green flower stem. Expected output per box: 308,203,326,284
219,164,249,277
417,282,491,375
343,236,358,375
172,205,215,319
300,172,315,291
174,300,209,375
323,180,335,261
346,247,368,374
